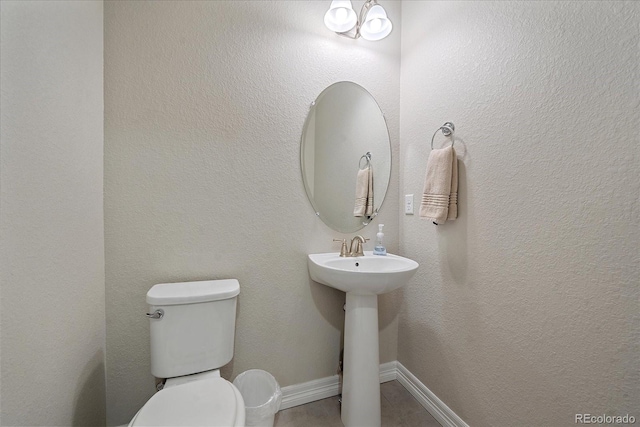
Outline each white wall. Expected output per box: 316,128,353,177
399,1,640,426
0,1,106,426
103,1,400,424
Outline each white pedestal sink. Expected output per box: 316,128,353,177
307,252,419,427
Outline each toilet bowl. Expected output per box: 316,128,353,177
128,279,244,426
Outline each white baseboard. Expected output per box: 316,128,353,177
379,360,398,383
279,360,468,427
395,361,469,427
280,374,341,410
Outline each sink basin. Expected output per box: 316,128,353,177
308,251,419,295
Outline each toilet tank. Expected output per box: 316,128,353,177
146,279,240,379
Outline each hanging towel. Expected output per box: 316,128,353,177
420,146,457,224
353,165,374,217
448,150,458,220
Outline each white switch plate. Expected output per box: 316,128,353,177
405,194,414,215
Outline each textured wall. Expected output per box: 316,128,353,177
104,1,400,424
398,1,639,426
0,1,106,426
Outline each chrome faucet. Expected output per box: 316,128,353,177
349,235,369,257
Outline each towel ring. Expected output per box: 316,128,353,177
359,152,372,169
431,122,455,150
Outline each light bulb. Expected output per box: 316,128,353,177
360,4,392,41
324,0,357,33
369,18,382,32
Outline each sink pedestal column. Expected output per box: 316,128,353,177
342,292,381,427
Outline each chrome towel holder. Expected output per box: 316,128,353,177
359,151,372,169
431,122,455,150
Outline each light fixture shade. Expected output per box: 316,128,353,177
360,4,392,41
324,0,357,33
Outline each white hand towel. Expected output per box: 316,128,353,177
354,166,374,217
420,146,457,224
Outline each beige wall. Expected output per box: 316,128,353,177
398,1,640,426
0,1,106,426
104,1,400,424
5,2,634,425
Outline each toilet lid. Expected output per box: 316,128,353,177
132,378,243,426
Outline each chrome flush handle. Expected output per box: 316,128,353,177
146,309,164,319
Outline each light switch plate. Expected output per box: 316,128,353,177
405,194,414,215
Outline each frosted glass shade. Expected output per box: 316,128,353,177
324,0,357,33
360,4,392,41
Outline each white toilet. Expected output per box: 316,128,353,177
128,279,245,426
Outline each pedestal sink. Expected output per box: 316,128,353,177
307,252,419,427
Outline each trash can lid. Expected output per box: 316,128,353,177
131,378,245,426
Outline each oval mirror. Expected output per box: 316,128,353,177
301,82,391,233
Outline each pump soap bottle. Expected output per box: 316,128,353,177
373,224,387,256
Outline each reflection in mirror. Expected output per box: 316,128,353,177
301,82,391,233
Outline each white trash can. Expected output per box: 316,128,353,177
233,369,282,427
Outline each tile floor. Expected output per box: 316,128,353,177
274,380,441,427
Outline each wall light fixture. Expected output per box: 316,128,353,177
324,0,393,41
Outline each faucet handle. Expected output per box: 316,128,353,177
333,239,349,257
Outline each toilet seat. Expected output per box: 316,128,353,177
130,377,245,426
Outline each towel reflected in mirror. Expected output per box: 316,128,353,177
353,164,374,217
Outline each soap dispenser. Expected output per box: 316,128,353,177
373,224,387,256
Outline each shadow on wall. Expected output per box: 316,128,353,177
309,275,346,365
220,298,238,381
438,157,468,285
379,287,402,331
309,276,346,333
73,350,107,427
406,321,479,424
